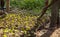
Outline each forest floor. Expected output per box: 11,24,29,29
0,9,60,37
35,28,60,37
50,28,60,37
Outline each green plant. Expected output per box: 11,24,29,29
10,0,44,10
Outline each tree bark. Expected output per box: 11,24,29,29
50,0,59,28
6,0,10,12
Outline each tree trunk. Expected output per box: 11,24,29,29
6,0,10,12
50,0,59,28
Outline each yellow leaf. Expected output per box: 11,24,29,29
3,34,7,37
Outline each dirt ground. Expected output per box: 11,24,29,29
50,28,60,37
35,28,60,37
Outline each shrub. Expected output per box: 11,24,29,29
10,0,44,10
